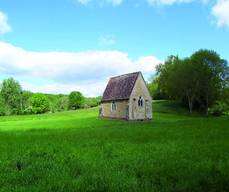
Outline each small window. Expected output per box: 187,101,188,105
111,101,117,111
138,96,144,107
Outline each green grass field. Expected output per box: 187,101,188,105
0,101,228,192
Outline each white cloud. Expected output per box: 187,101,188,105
0,11,11,34
0,42,162,96
147,0,193,6
77,0,92,5
212,0,229,28
77,0,123,6
76,0,209,7
21,81,106,97
98,35,116,45
106,0,123,6
134,56,161,72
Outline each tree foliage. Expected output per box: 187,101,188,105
0,78,23,115
68,91,84,110
154,50,229,114
31,93,50,114
58,96,69,111
0,78,100,116
190,50,228,114
21,91,33,114
84,96,101,108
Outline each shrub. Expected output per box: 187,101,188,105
57,96,69,111
208,101,229,116
22,106,33,115
84,97,101,108
31,93,50,114
68,91,84,110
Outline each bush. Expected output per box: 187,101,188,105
21,91,33,113
208,101,229,116
57,96,69,111
68,91,84,110
84,97,101,108
22,106,33,115
31,93,50,114
148,81,168,100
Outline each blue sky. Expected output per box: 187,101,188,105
0,0,228,96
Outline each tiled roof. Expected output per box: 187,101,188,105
101,72,140,102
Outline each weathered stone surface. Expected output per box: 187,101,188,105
129,73,152,120
101,100,129,119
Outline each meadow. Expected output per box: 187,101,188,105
0,101,228,192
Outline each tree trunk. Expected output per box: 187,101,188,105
206,95,209,116
187,94,193,114
189,100,193,114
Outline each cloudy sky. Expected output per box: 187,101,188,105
0,0,228,96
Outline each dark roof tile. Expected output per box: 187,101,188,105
101,72,140,102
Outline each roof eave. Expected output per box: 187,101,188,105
101,98,129,103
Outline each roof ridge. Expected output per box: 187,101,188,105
110,71,141,79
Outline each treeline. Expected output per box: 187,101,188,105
148,49,229,116
0,78,101,116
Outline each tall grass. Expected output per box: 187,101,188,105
0,101,228,191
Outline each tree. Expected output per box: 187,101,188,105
84,96,101,108
154,50,229,114
156,57,198,113
58,96,69,111
155,56,181,99
148,80,167,100
31,93,50,114
0,96,7,116
68,91,84,110
0,78,23,115
172,58,203,113
190,49,229,114
21,91,33,114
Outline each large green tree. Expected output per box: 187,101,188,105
155,50,229,114
190,49,228,114
0,78,23,115
68,91,84,110
31,93,50,114
155,56,180,99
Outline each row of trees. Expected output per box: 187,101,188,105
148,49,229,115
0,78,101,116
